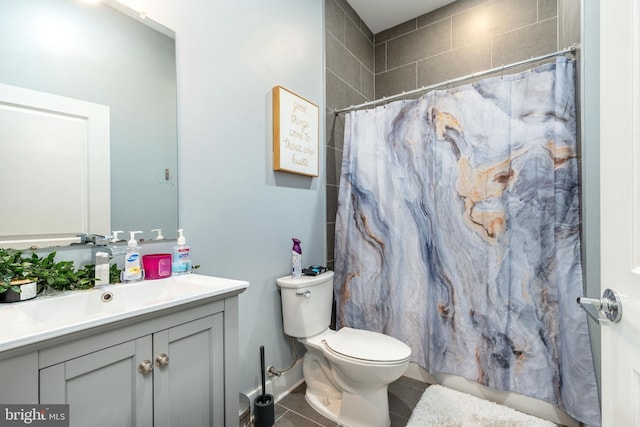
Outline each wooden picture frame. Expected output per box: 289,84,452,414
273,86,319,176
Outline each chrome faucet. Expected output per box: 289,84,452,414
77,234,110,246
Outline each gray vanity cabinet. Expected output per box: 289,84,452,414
39,313,225,427
1,294,241,427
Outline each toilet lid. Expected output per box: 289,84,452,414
324,327,411,362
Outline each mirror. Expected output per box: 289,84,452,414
0,0,178,248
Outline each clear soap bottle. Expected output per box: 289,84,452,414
172,229,192,275
121,231,143,282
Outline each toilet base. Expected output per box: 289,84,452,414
305,385,391,427
299,331,407,427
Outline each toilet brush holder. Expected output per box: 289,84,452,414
254,345,275,427
253,394,274,427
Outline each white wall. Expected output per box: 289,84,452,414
121,0,325,396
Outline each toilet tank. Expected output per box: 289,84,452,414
276,271,334,338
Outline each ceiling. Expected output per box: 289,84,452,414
345,0,457,34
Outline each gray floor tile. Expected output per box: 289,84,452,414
274,410,332,427
273,404,289,422
388,379,428,419
274,376,427,427
393,375,430,391
390,410,409,427
277,384,337,426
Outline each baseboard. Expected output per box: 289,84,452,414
244,358,304,405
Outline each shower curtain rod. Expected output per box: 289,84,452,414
334,44,579,115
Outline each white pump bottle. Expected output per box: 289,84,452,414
172,229,192,275
122,231,143,282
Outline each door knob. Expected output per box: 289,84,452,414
155,353,170,368
138,359,154,375
577,288,622,325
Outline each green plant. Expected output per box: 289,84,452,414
110,263,121,284
0,249,39,294
36,252,94,291
0,248,98,294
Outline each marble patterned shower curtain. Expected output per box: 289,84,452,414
334,57,600,426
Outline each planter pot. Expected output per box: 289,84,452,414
0,279,37,303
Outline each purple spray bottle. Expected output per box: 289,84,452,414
291,238,302,279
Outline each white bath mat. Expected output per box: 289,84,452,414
406,385,558,427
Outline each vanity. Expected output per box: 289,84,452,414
0,274,248,427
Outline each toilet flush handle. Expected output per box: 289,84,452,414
296,290,311,298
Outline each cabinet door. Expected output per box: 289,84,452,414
0,352,38,403
40,336,153,427
153,314,225,427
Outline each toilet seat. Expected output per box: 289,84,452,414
323,327,411,364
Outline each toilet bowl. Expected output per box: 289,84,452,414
276,272,411,427
302,327,410,427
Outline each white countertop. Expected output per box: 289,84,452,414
1,274,248,353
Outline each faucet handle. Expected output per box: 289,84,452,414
111,230,124,242
77,234,109,245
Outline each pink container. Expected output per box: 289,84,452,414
142,254,172,280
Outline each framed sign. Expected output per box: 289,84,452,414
273,86,319,176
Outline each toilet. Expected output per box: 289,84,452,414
276,271,411,427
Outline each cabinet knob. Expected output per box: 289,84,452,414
155,353,170,368
138,360,154,375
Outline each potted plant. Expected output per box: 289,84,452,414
0,248,97,303
0,248,39,303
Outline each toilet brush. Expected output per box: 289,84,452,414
254,346,275,427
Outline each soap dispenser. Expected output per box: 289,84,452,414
121,231,143,282
152,228,165,240
172,229,192,275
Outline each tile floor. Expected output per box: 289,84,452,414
272,376,429,427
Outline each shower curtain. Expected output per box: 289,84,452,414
334,57,600,426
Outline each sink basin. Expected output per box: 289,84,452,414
0,274,248,352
